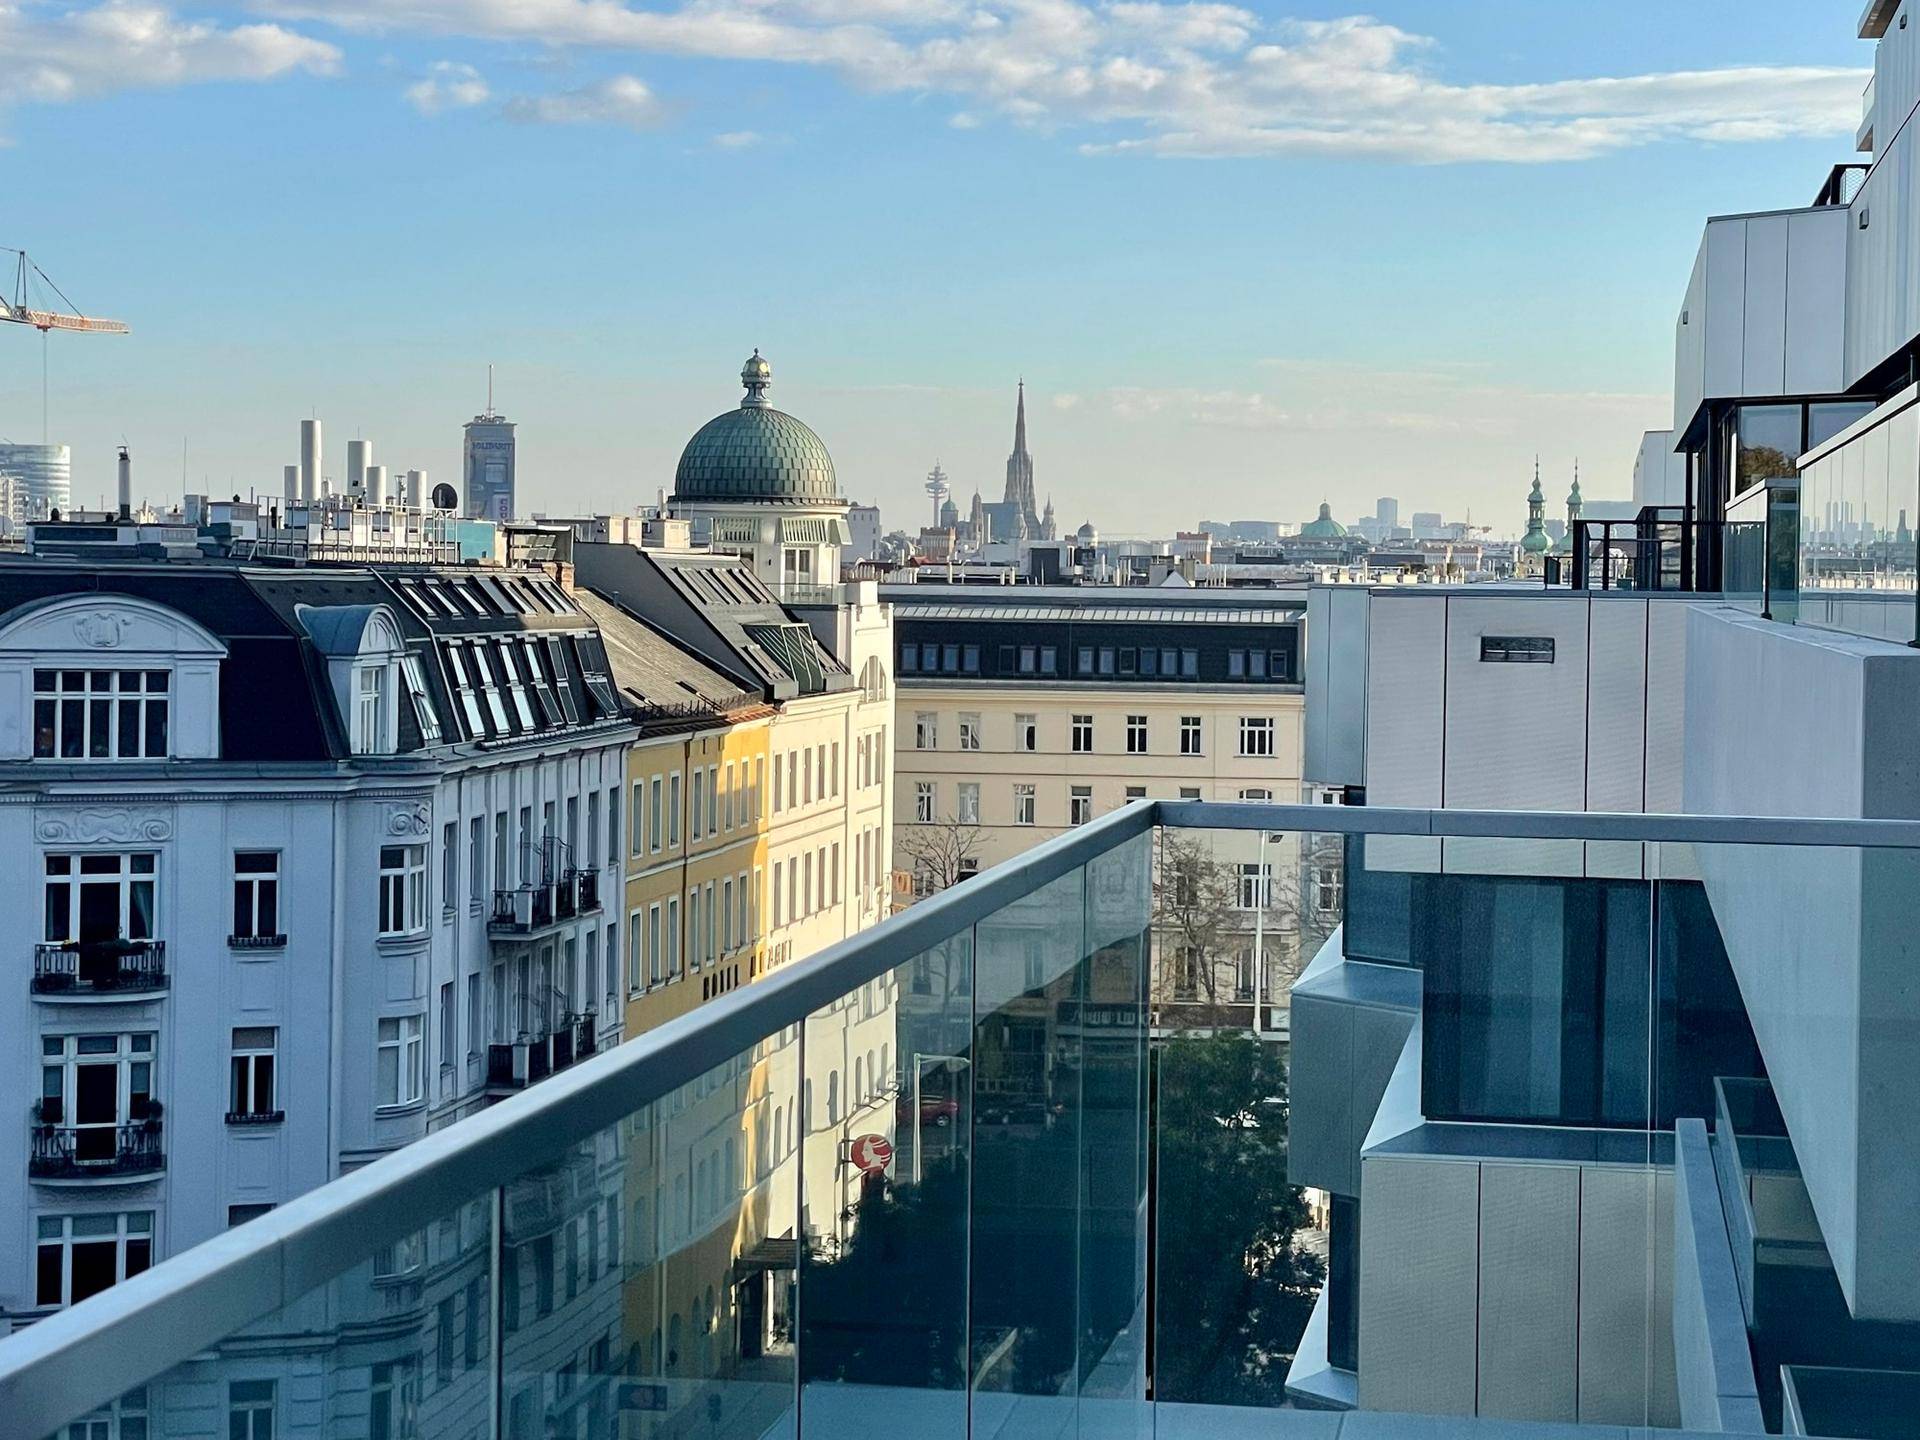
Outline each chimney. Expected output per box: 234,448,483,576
404,469,425,509
299,419,322,503
116,447,131,521
283,464,299,501
368,464,389,507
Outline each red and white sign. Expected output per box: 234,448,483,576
848,1133,894,1174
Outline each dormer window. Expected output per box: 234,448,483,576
33,669,170,759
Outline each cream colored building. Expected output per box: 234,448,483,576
888,584,1329,1027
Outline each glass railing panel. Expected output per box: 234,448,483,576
1077,831,1153,1440
514,1035,803,1440
83,1192,495,1439
797,934,972,1439
969,862,1087,1437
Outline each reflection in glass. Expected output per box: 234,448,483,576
799,936,971,1437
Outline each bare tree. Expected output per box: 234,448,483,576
899,814,984,897
1151,830,1313,1028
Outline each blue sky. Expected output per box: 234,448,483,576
0,1,1873,535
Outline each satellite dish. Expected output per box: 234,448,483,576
431,483,459,513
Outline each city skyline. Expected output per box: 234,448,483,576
0,0,1871,532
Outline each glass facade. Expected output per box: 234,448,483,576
1797,396,1918,642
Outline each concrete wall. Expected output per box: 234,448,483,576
1682,606,1920,1321
1634,430,1687,511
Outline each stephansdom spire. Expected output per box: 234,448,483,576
1004,378,1038,534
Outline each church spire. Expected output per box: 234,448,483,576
1014,378,1028,456
1003,377,1038,536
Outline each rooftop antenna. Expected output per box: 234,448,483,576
487,363,495,418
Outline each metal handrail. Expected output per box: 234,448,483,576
9,800,1920,1430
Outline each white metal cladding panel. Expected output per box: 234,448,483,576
1675,244,1708,433
1586,599,1650,813
1476,1162,1580,1420
1703,219,1748,402
1577,1166,1663,1424
1442,836,1585,879
1441,597,1588,811
1358,1155,1481,1416
1652,1167,1680,1424
1786,208,1849,397
1306,586,1332,781
1643,602,1690,813
1742,213,1790,397
1363,595,1446,807
1326,587,1372,787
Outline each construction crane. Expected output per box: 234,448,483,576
2,247,128,443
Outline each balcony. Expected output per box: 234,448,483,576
488,869,601,939
484,1014,599,1095
31,940,168,1000
29,1119,164,1184
6,802,1920,1440
1562,509,1720,593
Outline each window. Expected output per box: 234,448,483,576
587,791,601,865
1071,714,1093,753
691,769,705,841
1179,716,1202,755
369,1361,417,1440
915,712,938,750
440,822,456,911
40,1031,154,1160
650,776,664,852
668,773,682,847
1077,646,1094,675
44,851,156,944
378,845,427,935
469,817,484,904
400,652,442,744
915,783,935,823
440,981,456,1069
32,669,170,759
35,1212,152,1308
1070,786,1093,825
1239,787,1274,802
228,1027,278,1121
1314,863,1344,917
1180,786,1203,801
231,851,280,942
1479,635,1555,664
830,742,841,797
1237,864,1272,911
356,665,389,753
228,1203,273,1227
1182,649,1199,677
376,1015,424,1109
229,1379,276,1440
1015,713,1037,751
688,889,703,971
1238,716,1275,758
708,763,720,833
1126,715,1148,754
1140,648,1158,677
958,714,981,751
647,905,663,986
1014,784,1036,826
957,782,980,824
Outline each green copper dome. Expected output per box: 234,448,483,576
673,351,842,507
1299,501,1348,538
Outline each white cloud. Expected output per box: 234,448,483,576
0,1,338,108
712,128,762,146
502,73,668,128
404,58,488,113
5,1,1870,163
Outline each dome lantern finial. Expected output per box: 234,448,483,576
741,348,772,408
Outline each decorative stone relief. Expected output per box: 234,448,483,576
72,612,130,649
36,808,173,844
384,801,431,837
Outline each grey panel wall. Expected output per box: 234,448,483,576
1305,585,1369,789
1586,601,1649,814
1634,430,1687,510
1579,1166,1680,1425
1683,605,1920,1321
1476,1164,1580,1420
1288,942,1420,1198
1442,597,1588,812
1358,1155,1481,1416
1363,596,1446,807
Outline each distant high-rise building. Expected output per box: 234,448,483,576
848,502,881,561
463,400,516,521
0,442,71,519
1376,496,1399,529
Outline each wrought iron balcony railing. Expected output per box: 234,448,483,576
31,940,168,999
29,1121,165,1182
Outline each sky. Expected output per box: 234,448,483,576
0,0,1876,537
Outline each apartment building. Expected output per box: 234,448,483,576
575,543,894,1036
890,584,1327,1027
0,558,634,1328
